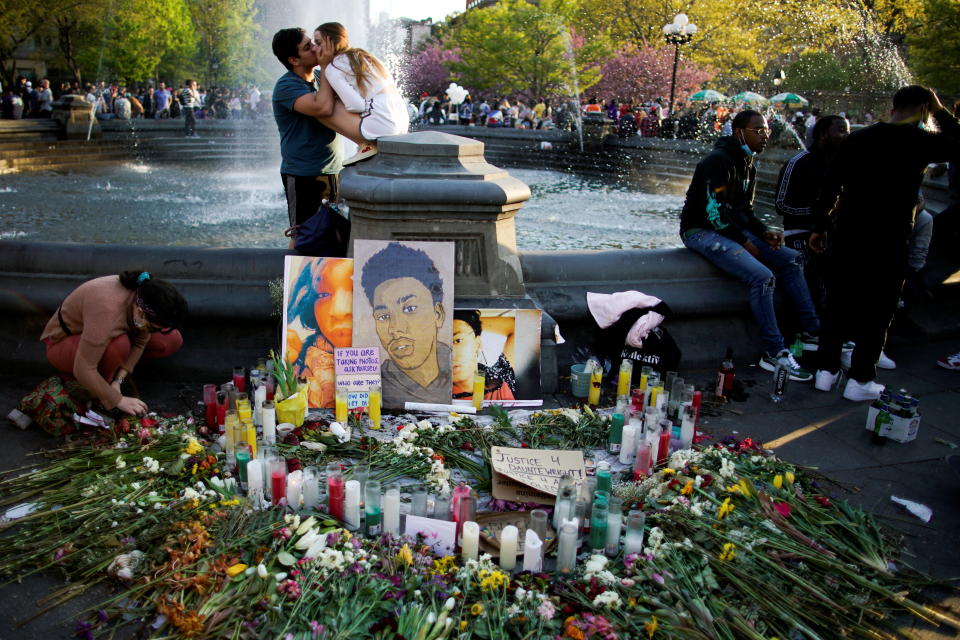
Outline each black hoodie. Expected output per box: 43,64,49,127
679,135,768,245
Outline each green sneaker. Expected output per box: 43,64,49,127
759,350,813,382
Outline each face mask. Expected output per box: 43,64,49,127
738,133,756,157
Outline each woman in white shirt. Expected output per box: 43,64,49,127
313,22,408,163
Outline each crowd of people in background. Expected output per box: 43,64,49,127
1,75,270,123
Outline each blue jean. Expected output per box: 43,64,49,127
683,229,819,356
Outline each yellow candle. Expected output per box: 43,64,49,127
472,370,486,411
224,410,238,453
245,424,257,458
238,402,252,424
617,360,633,397
639,373,648,392
368,386,382,430
335,389,348,424
650,385,659,408
588,361,602,406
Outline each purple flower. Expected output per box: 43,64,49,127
120,536,136,547
652,572,665,585
349,562,364,574
74,620,94,640
326,532,341,546
350,537,362,550
97,610,108,622
310,621,325,639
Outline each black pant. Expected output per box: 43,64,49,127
184,107,195,136
785,231,827,318
818,245,905,382
281,173,340,227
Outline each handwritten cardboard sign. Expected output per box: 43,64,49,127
490,446,585,505
334,347,381,409
404,515,457,555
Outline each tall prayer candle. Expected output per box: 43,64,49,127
617,359,633,398
456,495,476,540
236,449,250,486
605,497,623,557
643,405,659,434
553,475,575,528
587,358,602,406
596,461,612,492
680,405,696,449
633,440,652,481
618,420,637,465
589,500,609,552
624,510,646,554
365,480,382,536
302,466,319,510
452,484,472,520
657,421,672,466
383,484,400,535
522,529,543,572
262,401,276,445
433,492,451,520
529,509,548,553
269,463,286,507
327,463,345,522
254,384,266,427
335,387,348,424
555,521,578,574
461,521,479,561
244,423,257,459
608,413,624,454
246,458,263,509
233,366,246,392
286,470,303,511
203,384,217,428
499,525,518,570
472,370,485,411
353,464,369,507
411,485,428,516
367,385,381,430
344,480,361,530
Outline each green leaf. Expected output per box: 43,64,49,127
277,551,297,566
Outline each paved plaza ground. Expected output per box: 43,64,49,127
1,332,959,638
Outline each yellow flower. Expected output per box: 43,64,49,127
725,484,741,494
738,478,753,498
645,615,659,638
431,555,457,576
628,597,637,608
470,603,484,616
785,471,795,485
717,498,735,520
479,569,509,592
459,620,468,631
680,479,695,496
226,563,247,577
661,468,676,476
191,463,198,475
184,437,203,456
719,542,737,562
773,474,783,489
396,544,414,567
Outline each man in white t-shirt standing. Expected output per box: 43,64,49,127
247,84,260,119
804,108,820,148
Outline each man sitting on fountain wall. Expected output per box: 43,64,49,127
361,243,452,406
271,28,343,247
680,109,820,383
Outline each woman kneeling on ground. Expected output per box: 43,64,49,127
40,270,187,416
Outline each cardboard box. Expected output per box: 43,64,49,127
865,406,920,444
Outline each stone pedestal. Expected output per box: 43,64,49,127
342,131,559,391
342,131,530,298
52,94,99,140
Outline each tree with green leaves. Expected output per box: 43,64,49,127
187,0,268,88
0,1,45,87
443,0,608,100
906,0,960,95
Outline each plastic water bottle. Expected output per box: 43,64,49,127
770,355,789,404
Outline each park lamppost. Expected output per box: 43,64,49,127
663,13,697,123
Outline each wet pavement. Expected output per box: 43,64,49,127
1,333,959,638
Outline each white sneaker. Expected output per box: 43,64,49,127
841,350,896,370
814,370,839,391
877,351,896,370
342,143,378,166
843,379,884,402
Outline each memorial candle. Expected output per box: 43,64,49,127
352,464,369,507
607,413,624,454
254,384,266,427
456,495,476,546
522,529,543,572
472,370,485,411
692,390,702,428
335,387,348,424
367,385,381,430
647,425,661,467
411,485,428,517
633,440,652,480
452,484,472,520
657,420,672,466
216,392,227,433
499,525,518,571
617,359,633,398
302,466,319,510
589,500,609,553
269,461,286,506
327,463,345,522
203,384,217,428
233,366,246,393
246,458,263,509
553,475,575,528
286,470,303,511
461,521,480,561
529,509,548,556
618,420,637,465
236,448,250,486
262,401,276,445
433,492,451,520
596,461,612,493
631,388,645,416
383,484,400,535
624,510,646,554
680,404,696,449
344,480,361,530
605,497,623,557
365,480,382,536
555,521,578,574
244,422,257,459
587,357,602,406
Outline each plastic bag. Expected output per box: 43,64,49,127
275,385,308,427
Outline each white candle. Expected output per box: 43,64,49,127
461,521,480,561
499,525,518,571
254,384,266,427
624,529,645,554
555,520,578,574
384,485,400,536
647,427,660,466
344,480,361,531
522,529,543,572
262,406,276,445
246,459,263,492
618,421,637,465
286,470,303,510
302,468,319,510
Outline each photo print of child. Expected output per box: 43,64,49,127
452,308,542,403
282,256,353,408
352,240,455,408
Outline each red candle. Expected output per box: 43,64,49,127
657,429,671,466
271,470,285,506
233,367,246,393
692,391,702,429
631,388,645,414
633,441,652,481
328,475,345,521
216,399,227,433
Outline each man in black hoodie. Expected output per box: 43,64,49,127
810,86,960,402
680,110,820,382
